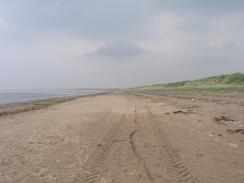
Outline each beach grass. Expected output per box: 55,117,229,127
134,73,244,93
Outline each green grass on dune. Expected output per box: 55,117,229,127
142,86,244,93
184,72,244,86
135,73,244,93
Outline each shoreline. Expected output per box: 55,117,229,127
0,91,107,118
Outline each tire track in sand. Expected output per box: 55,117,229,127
82,100,129,183
83,116,126,183
145,105,199,183
129,105,154,182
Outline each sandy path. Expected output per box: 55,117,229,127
0,91,244,183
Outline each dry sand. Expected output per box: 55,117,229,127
0,91,244,183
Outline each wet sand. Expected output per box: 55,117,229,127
0,91,244,183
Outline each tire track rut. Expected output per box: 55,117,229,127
129,105,154,182
83,114,126,183
81,96,130,183
145,105,199,183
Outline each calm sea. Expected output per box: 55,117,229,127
0,89,102,105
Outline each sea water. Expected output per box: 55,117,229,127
0,89,102,105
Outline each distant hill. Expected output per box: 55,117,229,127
135,73,244,92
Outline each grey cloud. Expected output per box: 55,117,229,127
221,43,238,49
85,42,146,59
0,0,151,40
0,0,244,89
1,0,244,41
154,0,244,12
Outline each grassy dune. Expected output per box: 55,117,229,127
135,73,244,92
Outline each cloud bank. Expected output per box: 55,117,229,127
85,42,146,59
0,0,244,88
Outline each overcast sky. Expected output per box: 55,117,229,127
0,0,244,89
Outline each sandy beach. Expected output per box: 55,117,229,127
0,91,244,183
